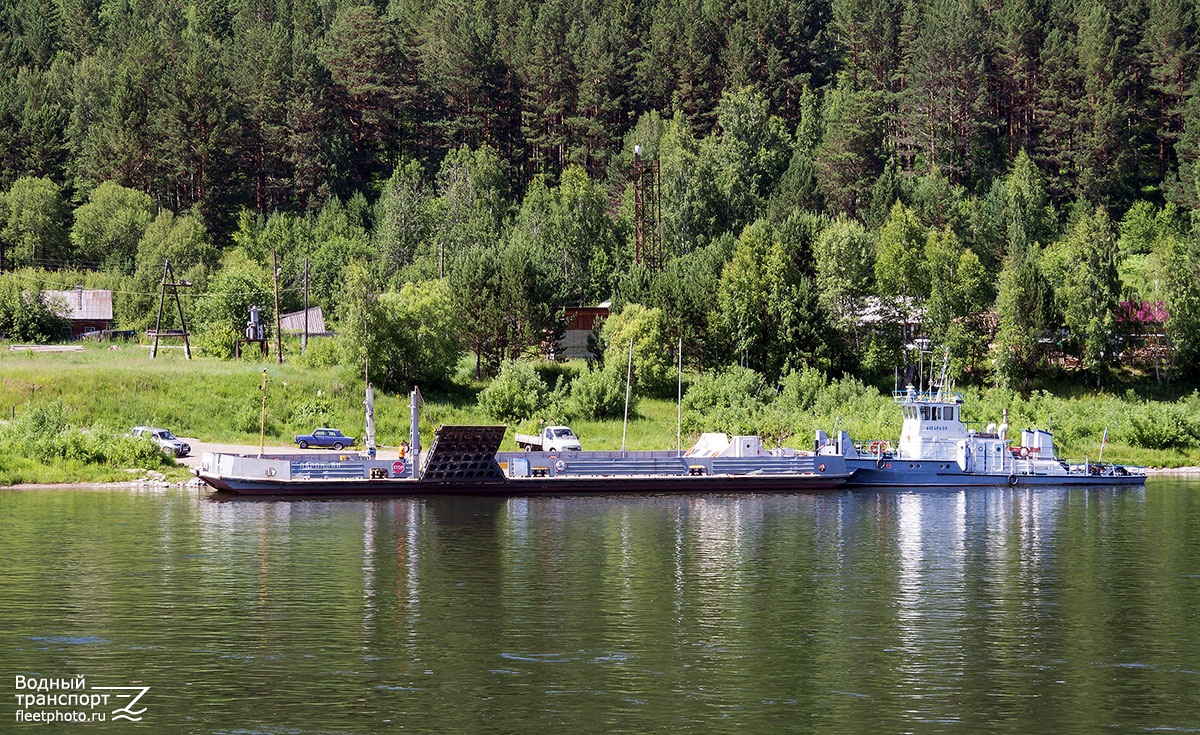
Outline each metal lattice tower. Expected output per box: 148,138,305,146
633,147,661,271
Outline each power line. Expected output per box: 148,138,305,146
0,270,306,298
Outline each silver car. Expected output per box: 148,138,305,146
131,426,191,458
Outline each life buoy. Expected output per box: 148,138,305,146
868,441,880,454
1019,447,1029,458
554,458,566,472
880,441,891,453
1008,474,1018,486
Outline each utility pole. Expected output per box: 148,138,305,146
151,259,192,359
272,249,283,364
302,257,309,356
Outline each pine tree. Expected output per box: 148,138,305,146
1033,2,1082,202
1142,0,1199,186
227,6,294,213
320,0,409,191
816,83,889,217
990,0,1046,159
898,0,989,185
1074,0,1136,207
512,0,574,178
419,0,518,163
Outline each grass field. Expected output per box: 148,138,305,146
1,340,1198,485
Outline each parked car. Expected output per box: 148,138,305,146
294,428,356,450
131,426,191,458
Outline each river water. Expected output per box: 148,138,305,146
2,481,1199,734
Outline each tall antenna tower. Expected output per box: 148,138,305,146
632,145,661,271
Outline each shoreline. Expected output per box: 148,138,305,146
1147,466,1200,475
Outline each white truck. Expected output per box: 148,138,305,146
515,426,582,452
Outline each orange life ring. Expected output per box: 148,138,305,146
1019,447,1029,458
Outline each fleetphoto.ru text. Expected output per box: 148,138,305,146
14,675,149,724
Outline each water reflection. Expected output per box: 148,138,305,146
0,483,1196,734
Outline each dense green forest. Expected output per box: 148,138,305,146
2,0,1200,397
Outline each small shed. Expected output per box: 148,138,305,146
279,306,330,336
558,302,610,359
44,287,114,338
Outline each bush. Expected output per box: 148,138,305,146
286,390,335,430
533,361,582,391
568,364,630,420
681,366,767,436
600,303,674,397
194,323,239,359
477,360,547,423
1126,402,1200,449
0,400,173,470
296,336,341,368
234,396,278,436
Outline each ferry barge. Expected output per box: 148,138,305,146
196,425,850,496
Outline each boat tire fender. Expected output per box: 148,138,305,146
1007,474,1018,486
877,458,887,469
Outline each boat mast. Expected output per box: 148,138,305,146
364,382,376,457
677,336,682,457
621,337,633,453
410,387,422,469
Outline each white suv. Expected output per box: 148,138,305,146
131,426,191,458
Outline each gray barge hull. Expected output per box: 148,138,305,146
197,425,850,497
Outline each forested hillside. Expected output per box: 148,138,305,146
1,0,1200,392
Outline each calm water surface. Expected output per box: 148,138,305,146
2,481,1199,734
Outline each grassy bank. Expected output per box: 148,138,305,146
1,342,1198,484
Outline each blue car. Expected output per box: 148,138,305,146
294,428,355,450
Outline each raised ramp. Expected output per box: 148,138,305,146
420,425,507,484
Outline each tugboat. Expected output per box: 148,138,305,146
816,366,1146,488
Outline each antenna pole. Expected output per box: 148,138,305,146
621,337,633,452
677,336,682,456
303,257,309,356
273,249,283,364
258,369,268,458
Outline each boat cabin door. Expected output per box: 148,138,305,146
956,441,970,471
